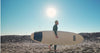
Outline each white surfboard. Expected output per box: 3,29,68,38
31,31,84,45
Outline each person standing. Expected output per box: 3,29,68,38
53,20,59,38
49,20,59,53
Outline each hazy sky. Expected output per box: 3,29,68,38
1,0,100,35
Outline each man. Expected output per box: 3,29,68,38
53,20,59,38
49,20,59,53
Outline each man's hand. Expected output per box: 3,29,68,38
56,35,58,38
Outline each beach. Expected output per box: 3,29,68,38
1,40,100,53
1,34,100,53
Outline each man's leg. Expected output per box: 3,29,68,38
49,44,52,50
54,45,57,53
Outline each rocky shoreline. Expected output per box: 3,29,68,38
1,32,100,53
1,41,100,53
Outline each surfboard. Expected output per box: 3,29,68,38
31,31,84,45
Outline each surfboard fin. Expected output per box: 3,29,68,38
73,35,76,41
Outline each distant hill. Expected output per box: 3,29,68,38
79,32,100,37
1,35,35,43
79,32,100,40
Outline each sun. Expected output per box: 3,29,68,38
46,8,56,18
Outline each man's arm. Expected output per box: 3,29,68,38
54,31,57,36
53,25,58,38
54,30,58,38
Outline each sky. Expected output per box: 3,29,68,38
1,0,100,35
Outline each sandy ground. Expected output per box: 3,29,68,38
1,41,100,53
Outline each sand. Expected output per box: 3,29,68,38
1,41,100,53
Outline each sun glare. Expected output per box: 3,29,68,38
46,8,56,18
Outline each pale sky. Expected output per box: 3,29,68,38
1,0,100,35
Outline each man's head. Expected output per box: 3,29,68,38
55,20,59,25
